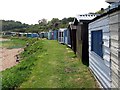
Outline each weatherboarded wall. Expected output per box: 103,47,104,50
89,7,120,88
89,15,111,88
109,10,120,88
76,23,82,59
76,20,89,65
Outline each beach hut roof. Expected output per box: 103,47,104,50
106,0,120,3
59,28,67,31
24,33,27,34
19,33,24,34
27,33,32,34
76,14,97,21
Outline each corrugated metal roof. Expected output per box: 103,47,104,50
59,28,67,31
69,22,74,25
76,14,97,21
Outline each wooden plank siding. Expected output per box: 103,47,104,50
89,15,111,88
89,7,120,88
76,24,82,59
69,23,77,53
109,10,120,88
76,20,90,66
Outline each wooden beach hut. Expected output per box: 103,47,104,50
89,1,120,88
63,29,67,44
62,28,71,47
53,30,58,40
76,14,96,65
44,32,48,39
67,28,71,47
27,33,32,38
48,30,52,40
32,33,39,38
68,22,77,53
58,28,66,43
40,32,44,38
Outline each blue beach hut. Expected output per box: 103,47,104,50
53,30,58,40
32,33,39,38
27,33,32,38
48,30,52,40
44,32,48,39
58,28,66,43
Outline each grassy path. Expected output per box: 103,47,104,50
20,40,98,88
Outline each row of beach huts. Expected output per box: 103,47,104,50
1,0,120,89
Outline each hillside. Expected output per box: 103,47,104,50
1,17,74,33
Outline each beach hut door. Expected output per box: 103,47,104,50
91,30,103,57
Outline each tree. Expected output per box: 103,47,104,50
47,18,60,30
95,8,105,14
2,20,29,31
38,18,47,25
2,17,75,33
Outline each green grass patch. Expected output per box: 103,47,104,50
1,37,27,49
1,37,39,49
1,38,45,88
20,40,98,88
1,39,98,88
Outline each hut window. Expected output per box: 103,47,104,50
59,32,61,37
61,32,63,37
91,30,103,58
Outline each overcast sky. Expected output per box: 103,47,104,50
0,0,109,25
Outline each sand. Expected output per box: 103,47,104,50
0,38,24,71
0,38,10,42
